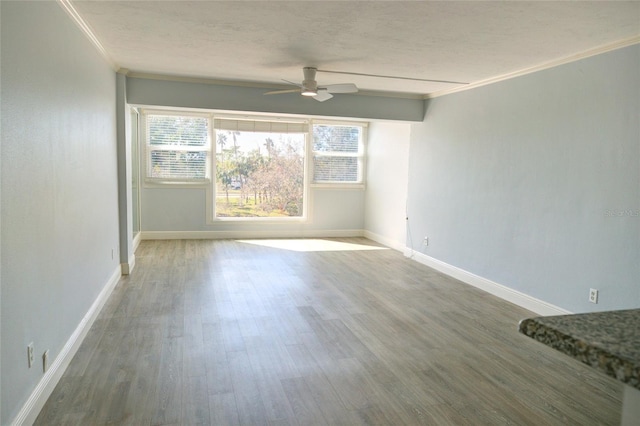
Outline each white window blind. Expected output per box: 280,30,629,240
145,114,210,181
214,118,307,134
312,124,364,184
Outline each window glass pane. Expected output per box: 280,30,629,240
148,115,208,147
312,123,364,184
313,156,358,182
313,125,360,153
145,114,210,181
150,150,207,179
216,130,305,218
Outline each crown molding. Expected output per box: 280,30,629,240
424,36,640,99
57,0,118,71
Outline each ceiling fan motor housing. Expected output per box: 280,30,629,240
302,67,318,93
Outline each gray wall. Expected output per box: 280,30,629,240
407,44,639,313
1,2,119,423
127,76,425,122
140,186,366,237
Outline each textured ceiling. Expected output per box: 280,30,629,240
71,1,640,97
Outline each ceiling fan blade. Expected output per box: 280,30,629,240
314,90,333,102
264,88,300,95
282,79,303,88
323,83,358,94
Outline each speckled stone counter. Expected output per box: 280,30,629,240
519,309,640,390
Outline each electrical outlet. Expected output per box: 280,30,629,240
43,350,50,373
27,343,34,368
589,288,599,304
423,237,429,246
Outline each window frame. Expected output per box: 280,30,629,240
141,109,213,187
311,120,367,189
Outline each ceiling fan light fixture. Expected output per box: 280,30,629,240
263,67,357,102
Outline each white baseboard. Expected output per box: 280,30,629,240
132,232,142,251
363,230,405,252
140,229,365,240
405,249,570,316
12,266,122,426
120,253,136,275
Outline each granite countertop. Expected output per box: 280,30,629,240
519,309,640,390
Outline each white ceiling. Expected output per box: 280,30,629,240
70,1,640,97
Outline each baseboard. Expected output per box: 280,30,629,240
12,266,122,426
363,230,405,252
120,254,136,275
132,232,142,251
405,249,570,316
140,229,365,240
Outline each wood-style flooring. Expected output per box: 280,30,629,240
36,238,622,425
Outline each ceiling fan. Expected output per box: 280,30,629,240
264,67,358,102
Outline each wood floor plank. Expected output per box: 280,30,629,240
34,238,623,425
209,392,240,426
280,377,329,425
150,336,184,426
183,374,211,425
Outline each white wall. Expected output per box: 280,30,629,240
1,2,119,423
407,44,640,313
364,122,411,250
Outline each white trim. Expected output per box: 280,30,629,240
120,254,136,275
133,232,142,252
363,230,405,253
425,37,640,99
405,250,570,316
141,229,364,240
12,267,122,426
56,0,117,71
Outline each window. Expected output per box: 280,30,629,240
312,123,366,185
139,108,368,222
144,112,211,183
214,118,307,218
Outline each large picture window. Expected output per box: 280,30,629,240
214,118,307,218
144,112,211,182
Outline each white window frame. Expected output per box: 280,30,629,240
311,120,367,188
141,109,213,187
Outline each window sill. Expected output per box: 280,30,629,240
208,216,308,224
144,178,210,189
310,183,365,190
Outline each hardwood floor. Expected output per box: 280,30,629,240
35,238,622,425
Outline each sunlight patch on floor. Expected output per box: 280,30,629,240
236,239,389,252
